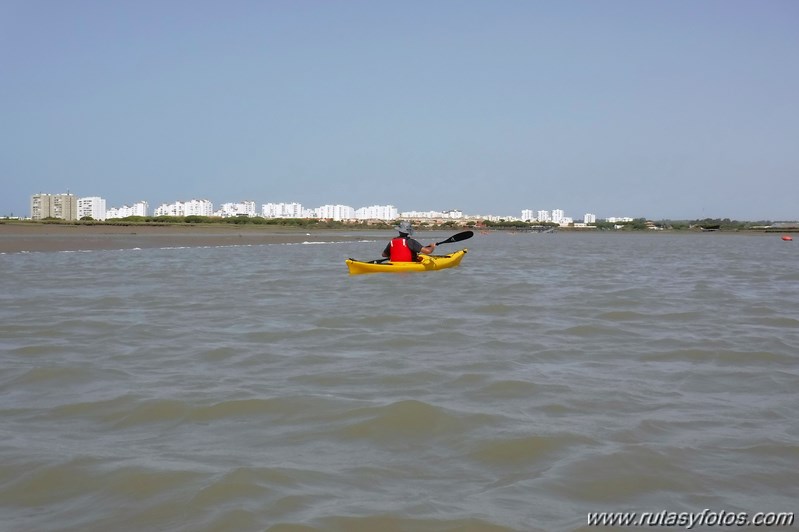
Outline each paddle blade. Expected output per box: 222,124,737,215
436,230,474,246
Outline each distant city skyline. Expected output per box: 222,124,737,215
27,192,592,223
17,190,798,223
2,2,797,220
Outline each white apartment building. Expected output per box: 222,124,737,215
153,203,179,217
184,199,213,216
401,210,444,219
606,216,634,223
262,202,306,218
483,214,521,222
584,213,597,224
216,201,256,218
551,209,565,225
154,199,213,217
400,209,463,220
355,204,398,220
316,204,356,220
537,210,551,222
31,193,78,221
107,201,149,219
521,209,534,221
77,196,107,220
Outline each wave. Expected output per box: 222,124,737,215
468,433,596,468
333,399,488,442
547,446,701,503
558,324,640,338
44,395,355,428
284,239,377,245
470,379,540,398
8,366,96,386
313,515,517,532
643,348,795,365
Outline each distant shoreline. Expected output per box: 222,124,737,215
1,220,793,254
0,223,371,253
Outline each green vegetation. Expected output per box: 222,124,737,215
592,220,616,230
592,217,787,232
686,218,776,231
646,218,785,231
598,218,649,230
6,216,796,232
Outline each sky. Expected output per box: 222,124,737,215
1,0,797,221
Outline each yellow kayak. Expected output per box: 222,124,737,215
346,249,468,275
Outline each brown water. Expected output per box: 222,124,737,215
1,232,797,531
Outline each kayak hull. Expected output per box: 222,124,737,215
346,249,468,275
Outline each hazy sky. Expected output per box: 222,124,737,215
2,0,797,220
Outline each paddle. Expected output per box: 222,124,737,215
435,230,473,246
367,230,474,263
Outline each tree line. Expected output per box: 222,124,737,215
14,215,792,231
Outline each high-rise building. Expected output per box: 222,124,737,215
354,204,397,220
106,201,149,219
262,202,306,218
216,201,256,217
154,199,213,217
315,204,356,220
183,199,214,216
77,196,107,220
31,193,78,221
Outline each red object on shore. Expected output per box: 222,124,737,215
782,235,793,241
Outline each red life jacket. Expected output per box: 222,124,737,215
389,237,413,262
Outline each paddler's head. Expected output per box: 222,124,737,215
394,220,414,236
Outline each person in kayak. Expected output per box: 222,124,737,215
382,220,437,262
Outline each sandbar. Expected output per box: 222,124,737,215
0,223,369,253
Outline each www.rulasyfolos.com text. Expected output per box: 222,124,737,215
587,509,794,528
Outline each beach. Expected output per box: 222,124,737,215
0,223,367,253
